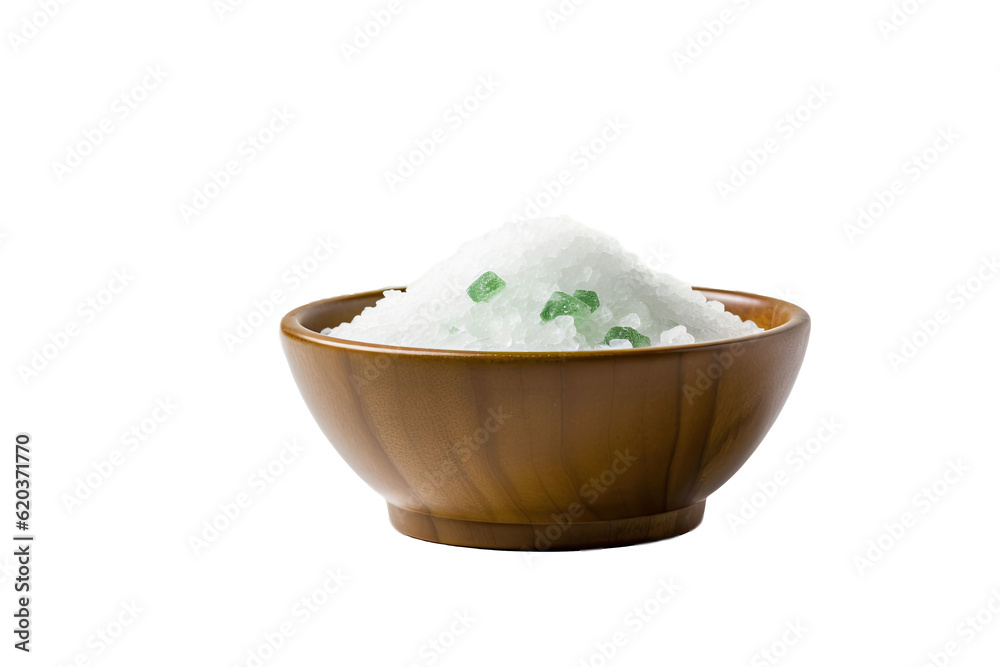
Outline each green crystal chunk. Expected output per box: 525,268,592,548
572,290,600,312
540,291,591,321
604,326,651,348
467,271,506,302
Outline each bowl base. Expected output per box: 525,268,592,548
386,501,706,551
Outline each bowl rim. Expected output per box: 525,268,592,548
280,286,810,359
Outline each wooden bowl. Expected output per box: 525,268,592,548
280,288,809,551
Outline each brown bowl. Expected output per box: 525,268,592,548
280,287,809,551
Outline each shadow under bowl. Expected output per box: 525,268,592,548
280,287,810,551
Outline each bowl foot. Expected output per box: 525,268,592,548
386,501,706,551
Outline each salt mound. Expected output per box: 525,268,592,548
324,217,763,351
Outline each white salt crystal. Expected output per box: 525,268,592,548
323,217,764,351
660,325,695,346
620,313,642,329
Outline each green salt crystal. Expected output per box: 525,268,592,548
572,290,600,312
540,291,591,321
467,271,506,303
604,326,651,348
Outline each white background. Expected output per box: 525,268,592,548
3,0,1000,665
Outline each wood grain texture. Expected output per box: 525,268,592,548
281,287,810,550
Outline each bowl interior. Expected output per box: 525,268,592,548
296,290,382,333
289,287,805,345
